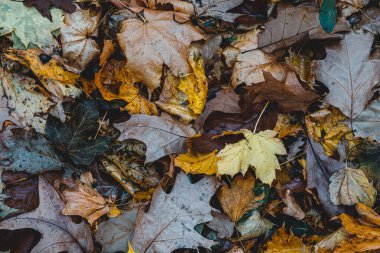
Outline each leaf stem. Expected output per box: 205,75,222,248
253,101,269,134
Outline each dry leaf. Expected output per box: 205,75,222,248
114,114,196,163
132,171,218,252
191,0,244,22
174,150,218,175
236,211,273,239
274,114,302,138
283,189,305,220
217,129,287,185
0,176,94,252
207,211,235,239
117,8,204,93
61,6,101,71
329,167,377,207
264,226,310,252
313,31,380,119
285,49,315,89
61,172,120,225
351,98,380,142
217,173,258,221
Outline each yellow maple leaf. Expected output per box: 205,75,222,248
174,150,218,175
217,129,286,185
264,226,311,252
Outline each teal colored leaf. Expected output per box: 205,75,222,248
319,0,337,33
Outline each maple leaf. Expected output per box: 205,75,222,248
0,176,94,253
132,172,218,252
116,8,204,93
351,98,380,142
60,172,120,225
23,0,75,21
217,129,287,185
61,6,101,71
174,150,218,175
114,114,195,163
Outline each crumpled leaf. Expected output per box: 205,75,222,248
61,6,101,71
351,98,380,142
236,211,273,240
0,128,62,174
23,0,75,21
264,226,310,252
191,0,244,22
306,107,356,156
0,0,63,49
95,207,138,253
217,173,262,221
0,176,94,253
132,172,218,252
114,114,195,163
100,140,161,195
4,49,81,99
285,49,316,89
61,172,120,225
217,129,287,184
116,8,204,93
258,2,349,53
175,150,218,175
194,86,241,132
207,211,235,239
329,167,376,207
274,114,302,138
313,31,380,119
95,40,158,115
156,48,208,122
45,100,111,165
244,71,319,113
0,67,53,133
282,189,306,220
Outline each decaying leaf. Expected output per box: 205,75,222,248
313,31,380,119
117,8,204,93
0,0,63,49
45,100,111,165
0,128,62,173
285,49,315,89
95,207,138,253
191,0,244,22
283,189,306,220
132,172,218,252
217,173,262,221
175,150,218,175
217,129,287,184
114,114,196,163
61,6,101,71
207,211,235,239
61,172,120,225
329,167,376,207
263,226,310,252
236,211,273,240
257,2,349,52
274,114,302,138
0,176,94,253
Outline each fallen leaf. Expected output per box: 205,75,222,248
23,0,75,21
146,0,195,14
45,100,111,165
337,0,370,16
217,173,260,221
61,172,120,225
207,211,235,239
313,31,380,118
114,114,195,163
257,3,349,53
217,129,287,184
351,98,380,142
94,40,158,115
0,176,94,252
175,150,218,175
329,167,376,207
244,71,319,113
0,67,53,133
285,49,316,89
0,128,62,174
263,226,310,252
319,0,337,33
132,171,218,252
0,0,63,49
236,211,273,240
117,8,204,93
61,6,101,71
274,114,302,138
4,49,81,99
191,0,244,22
283,189,306,220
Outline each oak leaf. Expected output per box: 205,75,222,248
0,176,94,253
217,129,286,184
114,114,196,163
132,172,218,252
175,150,218,175
313,31,380,119
329,167,376,207
117,8,204,93
61,172,120,225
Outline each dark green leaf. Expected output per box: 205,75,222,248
319,0,337,33
45,100,110,165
